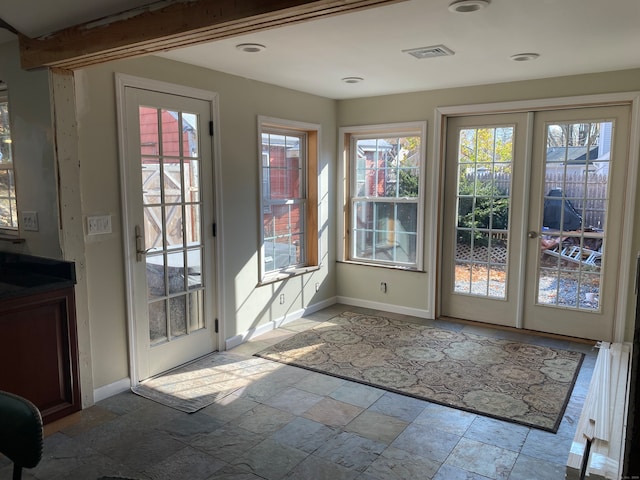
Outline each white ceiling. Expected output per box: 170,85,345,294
1,0,640,99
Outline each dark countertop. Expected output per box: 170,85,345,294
0,253,76,300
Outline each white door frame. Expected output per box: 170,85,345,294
115,73,226,385
432,92,640,342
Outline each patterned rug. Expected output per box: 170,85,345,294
254,311,584,432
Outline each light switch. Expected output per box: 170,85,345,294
21,211,39,231
87,215,112,235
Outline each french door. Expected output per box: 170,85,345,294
121,84,218,381
441,105,630,340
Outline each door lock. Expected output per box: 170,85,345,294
527,231,538,239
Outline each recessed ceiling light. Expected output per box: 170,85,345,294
510,52,540,62
342,77,364,84
235,43,266,53
448,0,490,13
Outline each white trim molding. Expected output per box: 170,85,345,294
93,377,132,403
225,296,337,350
337,295,432,320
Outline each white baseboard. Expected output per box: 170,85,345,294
336,296,432,319
93,377,131,403
225,296,338,350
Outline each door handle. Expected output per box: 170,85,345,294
135,225,151,262
527,231,538,239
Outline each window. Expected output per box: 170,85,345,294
0,85,17,231
259,117,319,281
340,122,426,269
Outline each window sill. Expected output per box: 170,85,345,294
258,265,321,286
0,233,25,244
337,259,425,273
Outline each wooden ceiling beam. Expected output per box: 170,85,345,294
19,0,406,70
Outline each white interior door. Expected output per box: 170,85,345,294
441,105,630,341
122,85,217,381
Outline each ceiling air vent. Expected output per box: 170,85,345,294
402,45,455,59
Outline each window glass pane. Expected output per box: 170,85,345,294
354,136,420,199
453,125,513,298
149,300,167,345
263,202,305,272
143,206,163,250
182,113,199,158
161,109,181,156
261,126,309,275
186,248,202,289
165,205,183,248
0,93,17,229
185,159,200,203
141,158,161,204
352,200,417,265
537,120,607,312
167,251,186,294
185,204,201,245
348,126,424,268
146,254,165,299
188,290,204,332
163,159,183,203
169,295,187,338
139,106,159,156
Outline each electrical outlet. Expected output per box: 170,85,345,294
380,282,387,293
87,215,112,235
21,211,39,232
315,282,320,292
279,293,285,304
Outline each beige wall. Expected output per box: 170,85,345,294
337,68,640,340
0,41,61,259
74,56,338,389
2,31,639,398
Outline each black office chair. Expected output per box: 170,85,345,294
0,391,43,480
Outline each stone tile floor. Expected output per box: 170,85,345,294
1,304,597,480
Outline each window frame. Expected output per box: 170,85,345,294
338,121,427,271
0,85,18,235
258,116,320,283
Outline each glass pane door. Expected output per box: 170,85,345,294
441,113,528,327
140,106,205,345
454,126,513,299
123,85,217,381
536,120,608,311
524,105,630,340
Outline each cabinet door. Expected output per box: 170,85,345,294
0,288,80,424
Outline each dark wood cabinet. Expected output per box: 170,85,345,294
0,287,81,424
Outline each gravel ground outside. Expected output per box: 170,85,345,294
455,265,600,311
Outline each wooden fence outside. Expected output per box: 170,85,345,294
471,171,608,229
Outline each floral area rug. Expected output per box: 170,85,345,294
254,311,584,432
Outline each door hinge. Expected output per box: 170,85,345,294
214,318,219,333
212,223,217,237
209,121,214,137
